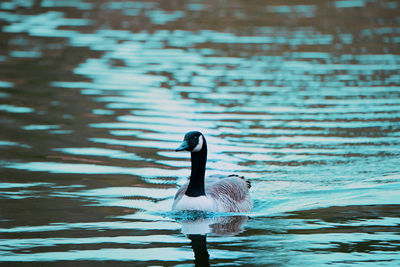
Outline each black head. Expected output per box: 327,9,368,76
176,131,205,152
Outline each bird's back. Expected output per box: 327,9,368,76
206,175,252,212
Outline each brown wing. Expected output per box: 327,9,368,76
173,175,252,212
206,176,251,212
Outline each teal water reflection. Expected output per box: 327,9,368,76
0,0,400,265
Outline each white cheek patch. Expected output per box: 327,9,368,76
191,135,203,152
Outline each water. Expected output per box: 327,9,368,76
1,0,399,265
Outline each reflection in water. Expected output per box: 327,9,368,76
188,235,210,267
174,212,248,266
176,212,248,236
0,0,399,265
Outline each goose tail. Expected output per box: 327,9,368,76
228,174,251,189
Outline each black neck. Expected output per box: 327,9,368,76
185,139,207,197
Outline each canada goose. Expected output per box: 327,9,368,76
172,131,252,212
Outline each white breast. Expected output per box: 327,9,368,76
172,195,216,211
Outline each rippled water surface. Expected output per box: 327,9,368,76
1,0,400,265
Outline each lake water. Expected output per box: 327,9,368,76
0,0,399,265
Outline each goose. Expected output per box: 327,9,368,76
172,131,252,212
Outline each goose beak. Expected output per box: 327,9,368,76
176,141,189,151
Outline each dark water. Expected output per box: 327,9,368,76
1,0,400,265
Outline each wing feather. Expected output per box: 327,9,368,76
206,176,252,212
174,183,188,200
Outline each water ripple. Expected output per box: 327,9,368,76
1,0,399,265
